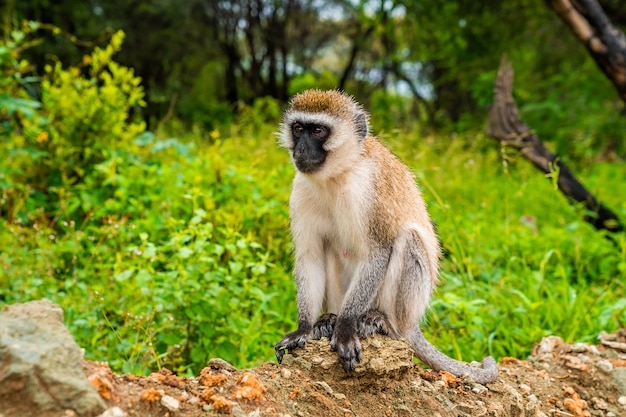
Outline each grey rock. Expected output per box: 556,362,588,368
208,357,237,372
614,369,626,396
0,299,106,416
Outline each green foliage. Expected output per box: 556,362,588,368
234,96,283,139
369,90,415,133
0,131,296,375
391,133,626,361
178,61,234,129
1,19,625,378
288,70,338,96
2,28,146,223
3,112,625,374
0,23,41,136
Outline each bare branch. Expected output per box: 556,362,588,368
487,56,623,233
547,0,626,105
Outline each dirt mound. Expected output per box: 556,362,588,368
80,331,626,417
2,300,625,417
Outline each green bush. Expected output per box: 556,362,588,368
2,29,145,223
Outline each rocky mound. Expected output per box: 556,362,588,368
1,300,625,417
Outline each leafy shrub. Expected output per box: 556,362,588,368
2,29,145,223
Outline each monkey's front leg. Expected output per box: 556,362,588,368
275,250,326,363
274,314,337,363
330,249,391,372
274,320,313,363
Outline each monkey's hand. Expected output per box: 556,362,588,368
330,318,361,372
274,323,312,364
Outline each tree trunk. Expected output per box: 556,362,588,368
486,56,623,234
546,0,626,106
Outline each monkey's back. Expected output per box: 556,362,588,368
363,136,440,280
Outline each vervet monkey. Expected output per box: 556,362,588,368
274,90,499,384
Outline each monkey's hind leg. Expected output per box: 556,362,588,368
312,313,337,339
312,311,387,341
356,309,389,338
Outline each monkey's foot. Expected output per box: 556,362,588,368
312,313,336,339
274,325,312,364
357,310,389,338
330,318,361,372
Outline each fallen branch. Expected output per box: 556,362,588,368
486,56,623,233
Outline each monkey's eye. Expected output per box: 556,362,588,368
312,126,328,140
292,123,304,138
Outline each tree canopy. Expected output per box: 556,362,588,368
4,0,626,155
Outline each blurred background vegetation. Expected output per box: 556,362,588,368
0,0,625,376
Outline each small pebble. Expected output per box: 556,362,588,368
596,359,613,373
536,336,563,355
587,345,600,355
618,396,626,406
208,357,237,372
97,408,127,417
281,368,292,379
570,343,588,353
160,395,180,411
310,356,324,365
519,384,531,394
590,397,608,410
433,380,446,390
315,381,334,395
472,384,488,394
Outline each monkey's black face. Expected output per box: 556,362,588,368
291,122,330,173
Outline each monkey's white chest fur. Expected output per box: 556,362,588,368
290,163,375,313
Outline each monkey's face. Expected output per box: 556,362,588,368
278,90,371,178
290,122,330,173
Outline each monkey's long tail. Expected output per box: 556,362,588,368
406,326,499,384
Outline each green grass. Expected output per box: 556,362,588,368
393,132,626,361
1,126,624,375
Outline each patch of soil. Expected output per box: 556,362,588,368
81,330,626,417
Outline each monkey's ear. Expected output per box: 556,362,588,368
354,112,369,140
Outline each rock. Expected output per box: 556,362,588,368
315,381,334,395
208,357,237,373
160,395,180,411
290,334,413,378
569,343,589,353
536,336,564,356
596,359,613,373
613,369,626,396
471,383,488,395
97,408,127,417
0,299,106,416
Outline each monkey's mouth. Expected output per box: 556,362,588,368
294,156,326,173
